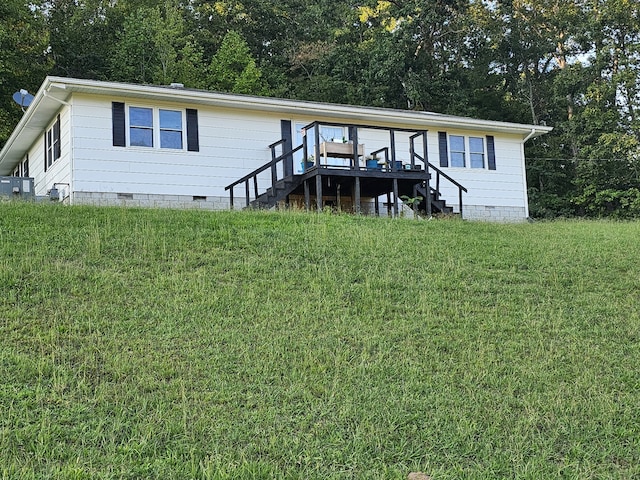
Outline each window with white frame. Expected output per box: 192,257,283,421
129,106,154,147
449,135,466,167
127,107,184,149
159,109,183,149
44,115,61,172
13,155,29,177
469,136,485,168
439,132,496,170
113,103,199,152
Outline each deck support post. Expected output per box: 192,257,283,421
393,178,399,217
316,174,323,211
422,131,432,217
304,180,310,211
386,192,392,216
374,196,379,216
336,184,342,212
354,176,361,214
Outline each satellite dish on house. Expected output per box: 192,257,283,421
12,89,34,111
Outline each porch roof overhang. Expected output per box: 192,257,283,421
0,76,553,175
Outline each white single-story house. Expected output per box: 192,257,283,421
0,76,551,221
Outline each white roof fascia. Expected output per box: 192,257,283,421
51,76,552,136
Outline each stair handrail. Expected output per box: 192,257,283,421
225,142,302,208
413,152,468,216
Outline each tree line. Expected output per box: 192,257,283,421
1,0,639,218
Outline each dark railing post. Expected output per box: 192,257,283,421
390,129,397,171
271,144,278,186
314,123,321,167
410,136,415,169
245,180,250,208
302,131,308,172
253,176,259,199
230,188,234,209
349,126,359,170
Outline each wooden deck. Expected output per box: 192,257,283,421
225,120,467,217
295,165,432,215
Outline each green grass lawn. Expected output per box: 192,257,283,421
1,202,639,479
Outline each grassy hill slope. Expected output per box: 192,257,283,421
1,203,639,479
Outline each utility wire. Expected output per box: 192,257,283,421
528,157,640,163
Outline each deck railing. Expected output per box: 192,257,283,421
225,122,466,215
412,151,467,216
225,141,302,208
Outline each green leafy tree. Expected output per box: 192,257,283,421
207,30,267,94
46,0,114,79
109,1,206,87
0,0,51,146
110,6,161,83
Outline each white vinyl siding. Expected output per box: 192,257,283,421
25,108,72,198
72,95,280,197
431,131,526,212
67,94,529,218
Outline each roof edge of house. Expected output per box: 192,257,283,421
0,76,553,174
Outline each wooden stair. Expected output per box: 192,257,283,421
415,183,454,215
249,177,303,209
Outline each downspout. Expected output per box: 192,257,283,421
521,128,537,219
43,89,71,107
44,88,73,203
523,128,537,143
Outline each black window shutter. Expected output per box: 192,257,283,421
186,108,199,152
44,133,47,172
112,102,126,147
438,131,448,167
53,115,61,160
487,135,496,170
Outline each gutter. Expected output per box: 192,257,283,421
52,76,554,137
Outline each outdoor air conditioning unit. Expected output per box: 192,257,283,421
0,176,35,199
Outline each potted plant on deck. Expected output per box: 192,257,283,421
301,155,315,172
365,155,382,171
